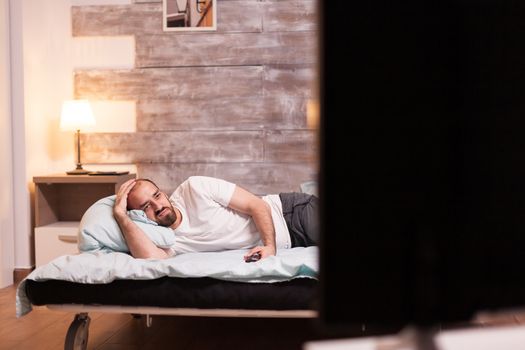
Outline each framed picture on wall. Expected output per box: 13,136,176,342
163,0,217,31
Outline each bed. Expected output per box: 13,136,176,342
16,247,319,350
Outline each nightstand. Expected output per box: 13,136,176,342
33,173,136,266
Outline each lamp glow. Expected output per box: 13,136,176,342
60,100,95,131
60,100,95,175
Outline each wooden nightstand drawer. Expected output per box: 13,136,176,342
35,222,79,267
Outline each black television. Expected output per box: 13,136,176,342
318,0,525,345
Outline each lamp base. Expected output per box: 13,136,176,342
66,168,90,175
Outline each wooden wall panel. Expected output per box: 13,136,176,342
263,0,317,32
72,0,319,194
74,67,263,100
72,4,162,36
81,130,317,164
72,2,263,36
73,1,317,36
135,32,315,67
137,162,317,195
137,96,307,131
80,131,264,163
263,65,316,97
75,66,314,101
264,130,318,163
218,1,262,34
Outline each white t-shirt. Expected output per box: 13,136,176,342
168,176,291,255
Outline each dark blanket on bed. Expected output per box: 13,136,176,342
25,277,318,310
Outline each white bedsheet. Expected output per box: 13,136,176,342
16,247,318,317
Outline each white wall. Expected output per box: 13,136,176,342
0,0,15,288
9,0,136,271
9,0,30,271
8,0,71,270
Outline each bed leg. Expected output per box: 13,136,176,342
64,313,91,350
146,314,153,327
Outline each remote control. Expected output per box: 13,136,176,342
245,252,261,263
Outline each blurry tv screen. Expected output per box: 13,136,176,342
319,0,525,335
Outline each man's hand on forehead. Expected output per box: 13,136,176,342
114,179,137,217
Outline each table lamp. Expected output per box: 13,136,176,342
60,100,95,175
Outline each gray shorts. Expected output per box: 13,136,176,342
279,192,319,247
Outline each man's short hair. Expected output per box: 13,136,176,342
134,178,159,189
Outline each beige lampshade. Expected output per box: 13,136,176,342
60,100,95,131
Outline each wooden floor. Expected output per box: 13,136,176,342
4,283,525,350
0,283,337,350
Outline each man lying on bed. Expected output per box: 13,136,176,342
113,176,318,260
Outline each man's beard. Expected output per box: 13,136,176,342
155,206,177,227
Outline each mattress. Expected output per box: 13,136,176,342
25,276,318,310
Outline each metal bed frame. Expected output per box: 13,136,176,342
48,304,317,350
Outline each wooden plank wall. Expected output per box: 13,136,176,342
73,0,318,195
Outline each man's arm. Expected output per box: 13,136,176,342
227,185,276,259
113,179,171,259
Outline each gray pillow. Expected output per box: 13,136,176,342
78,195,176,253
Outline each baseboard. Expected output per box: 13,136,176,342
13,267,34,284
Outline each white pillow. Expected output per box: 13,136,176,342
78,195,176,253
300,180,318,196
